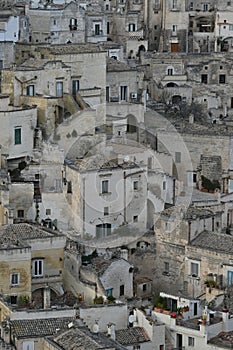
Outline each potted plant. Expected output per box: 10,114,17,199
177,308,183,324
93,296,104,304
183,305,189,312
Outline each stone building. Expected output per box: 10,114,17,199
106,57,144,104
2,317,74,350
64,154,148,237
1,43,107,138
0,223,66,308
0,94,37,165
152,205,219,295
25,1,108,45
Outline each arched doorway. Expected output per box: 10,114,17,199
172,95,182,104
137,44,146,57
127,114,137,133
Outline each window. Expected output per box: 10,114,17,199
133,346,140,350
17,209,24,218
165,222,171,232
102,180,109,194
133,181,139,190
56,81,63,97
129,23,136,32
96,223,111,238
104,207,109,216
154,0,159,10
67,181,72,194
53,19,57,26
193,173,197,183
106,86,110,102
27,85,34,96
23,341,35,350
201,74,208,84
70,18,77,30
172,0,177,9
14,128,22,145
167,68,173,76
188,337,195,346
120,86,127,101
175,151,181,163
120,284,124,296
203,3,208,11
227,270,233,286
33,259,43,277
107,21,110,34
148,157,152,169
228,1,231,6
133,215,138,223
10,296,17,304
46,209,51,216
219,74,226,84
163,181,166,190
189,2,193,10
106,4,109,10
164,261,169,272
191,262,199,277
95,24,101,35
172,25,177,35
72,80,79,95
11,273,20,286
106,288,113,296
142,283,147,291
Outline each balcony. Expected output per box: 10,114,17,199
32,274,62,284
69,25,77,31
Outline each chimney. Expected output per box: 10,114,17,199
189,114,194,124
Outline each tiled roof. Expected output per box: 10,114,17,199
0,223,63,249
209,331,233,347
18,58,69,70
115,327,150,345
107,57,136,72
66,154,139,172
190,231,233,254
49,327,126,350
160,205,214,221
87,257,132,276
50,44,105,55
11,317,73,338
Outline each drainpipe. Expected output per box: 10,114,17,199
188,221,191,244
173,178,176,205
123,171,126,223
82,177,85,236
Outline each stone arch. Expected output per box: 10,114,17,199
166,82,178,87
138,44,146,56
32,284,63,308
172,95,182,104
126,114,137,134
